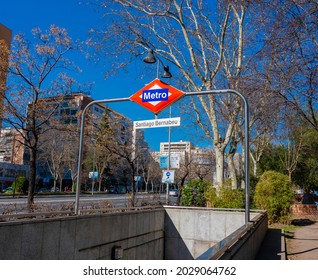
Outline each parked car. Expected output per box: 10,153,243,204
108,185,128,194
169,189,179,197
108,186,116,193
37,188,50,193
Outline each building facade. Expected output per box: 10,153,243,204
25,93,135,190
0,128,24,164
151,140,216,184
0,24,12,132
0,128,28,191
0,161,29,192
160,140,194,154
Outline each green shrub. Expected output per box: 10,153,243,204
182,179,244,209
217,186,245,208
254,171,294,223
181,179,210,207
181,185,195,206
11,176,28,194
205,185,245,209
205,187,218,207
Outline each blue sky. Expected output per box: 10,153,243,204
1,0,193,151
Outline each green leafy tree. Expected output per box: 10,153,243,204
293,128,318,190
258,144,286,174
254,171,294,224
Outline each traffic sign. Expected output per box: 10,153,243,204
130,78,184,114
89,172,99,179
162,170,175,183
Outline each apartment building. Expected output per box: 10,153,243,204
0,24,12,132
152,141,215,182
160,140,193,154
27,93,107,127
191,147,215,166
25,93,135,189
0,128,24,164
0,128,28,190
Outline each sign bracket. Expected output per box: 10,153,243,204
74,85,250,227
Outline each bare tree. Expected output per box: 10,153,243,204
95,109,140,204
44,137,65,192
0,25,80,210
139,149,161,193
89,0,262,187
258,0,318,131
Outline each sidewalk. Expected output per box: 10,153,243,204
256,218,318,260
287,219,318,260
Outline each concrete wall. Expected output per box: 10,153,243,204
0,206,267,260
164,206,264,260
201,211,268,260
0,208,165,260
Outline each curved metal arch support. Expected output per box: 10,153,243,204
74,90,250,226
74,97,131,214
185,90,250,226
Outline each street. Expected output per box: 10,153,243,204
0,192,175,214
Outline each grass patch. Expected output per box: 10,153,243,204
269,223,299,239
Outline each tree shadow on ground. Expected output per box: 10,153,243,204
291,218,315,226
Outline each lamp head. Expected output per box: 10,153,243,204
143,49,156,64
161,65,172,78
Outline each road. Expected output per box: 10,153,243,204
0,192,175,214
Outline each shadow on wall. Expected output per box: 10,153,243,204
256,228,284,260
164,214,193,259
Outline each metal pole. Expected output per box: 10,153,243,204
166,106,172,204
74,97,130,215
185,90,250,225
92,144,96,195
132,123,136,193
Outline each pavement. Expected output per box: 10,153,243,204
256,217,318,260
286,219,318,260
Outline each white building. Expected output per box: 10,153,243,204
160,140,193,154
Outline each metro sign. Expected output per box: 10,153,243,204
130,78,184,114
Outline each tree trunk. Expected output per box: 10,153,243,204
227,153,238,189
59,178,63,192
215,147,225,187
250,153,258,177
53,179,57,192
98,180,102,192
27,147,37,212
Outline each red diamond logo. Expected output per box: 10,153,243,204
130,78,184,114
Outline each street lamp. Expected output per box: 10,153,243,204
143,49,156,64
162,66,172,78
143,49,173,204
143,48,172,79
